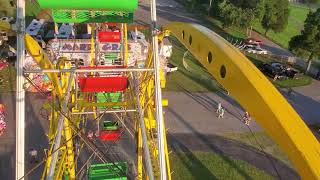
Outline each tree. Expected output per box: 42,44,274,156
289,8,320,73
219,1,241,28
218,0,264,31
261,0,289,36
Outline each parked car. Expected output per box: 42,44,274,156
260,63,287,79
260,62,302,79
245,46,268,55
270,62,302,79
244,38,263,46
166,63,178,73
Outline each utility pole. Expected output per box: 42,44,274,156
208,0,213,16
150,0,167,179
16,0,25,179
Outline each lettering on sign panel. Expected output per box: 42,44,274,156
57,42,131,52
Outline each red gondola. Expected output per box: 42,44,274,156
99,129,122,141
78,76,128,92
98,31,121,42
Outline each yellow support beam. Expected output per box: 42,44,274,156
25,34,63,97
61,70,75,179
164,22,320,179
163,123,171,180
137,128,143,180
25,34,76,178
124,23,129,66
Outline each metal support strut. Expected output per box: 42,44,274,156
47,73,74,180
150,0,167,179
16,0,26,179
133,73,154,180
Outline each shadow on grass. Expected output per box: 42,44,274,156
170,135,218,180
167,107,259,180
166,106,299,179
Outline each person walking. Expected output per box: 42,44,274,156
29,148,38,164
216,102,222,114
287,88,293,97
218,108,225,119
243,111,251,126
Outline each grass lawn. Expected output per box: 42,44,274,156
0,64,16,92
225,132,291,167
165,37,223,92
253,4,310,48
272,75,312,88
170,151,273,180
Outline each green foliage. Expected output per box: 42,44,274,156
165,37,222,92
273,75,312,88
253,4,310,48
0,0,16,17
218,0,264,29
261,0,289,36
289,8,320,72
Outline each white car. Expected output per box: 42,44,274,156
246,47,268,55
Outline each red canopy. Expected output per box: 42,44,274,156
78,76,128,92
98,31,121,42
99,129,121,141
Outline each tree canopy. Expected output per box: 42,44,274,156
261,0,289,36
218,0,264,29
289,8,320,72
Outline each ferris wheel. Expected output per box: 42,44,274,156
12,0,320,179
19,0,171,179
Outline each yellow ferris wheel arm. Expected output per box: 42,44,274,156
25,34,63,97
163,22,320,180
0,20,14,33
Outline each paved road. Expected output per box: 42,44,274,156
283,80,320,125
0,93,48,180
135,0,201,26
164,81,320,136
164,91,262,136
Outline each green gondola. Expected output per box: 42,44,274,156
38,0,137,23
37,0,138,12
88,162,127,180
96,92,122,109
51,10,134,23
103,121,119,131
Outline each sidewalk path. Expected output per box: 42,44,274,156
164,80,320,136
281,80,320,125
164,91,262,136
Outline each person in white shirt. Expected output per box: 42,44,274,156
29,148,38,163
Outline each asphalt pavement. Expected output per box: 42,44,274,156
0,93,48,180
